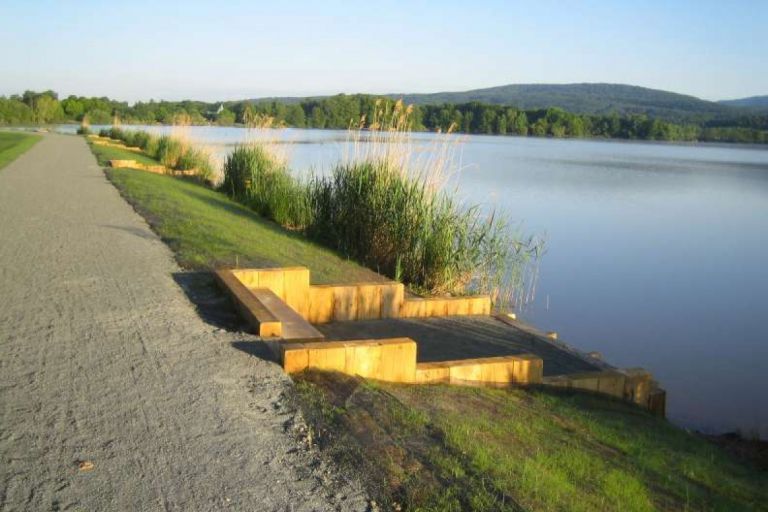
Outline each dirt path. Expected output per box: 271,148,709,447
0,134,366,511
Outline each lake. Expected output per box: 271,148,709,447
62,125,768,438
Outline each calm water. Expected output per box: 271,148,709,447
62,125,768,437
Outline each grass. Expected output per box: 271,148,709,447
86,133,381,282
0,131,41,170
295,371,768,512
104,166,384,284
89,141,159,166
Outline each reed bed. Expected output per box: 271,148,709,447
222,145,311,229
221,100,543,301
97,127,216,184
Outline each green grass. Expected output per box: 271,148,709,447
295,371,768,512
87,136,380,282
88,141,159,166
0,131,41,170
104,166,384,284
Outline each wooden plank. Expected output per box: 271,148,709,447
251,288,324,342
623,368,652,406
213,269,281,338
415,363,451,383
308,286,335,324
282,344,310,373
424,298,448,317
400,298,426,318
513,354,544,384
332,286,358,321
256,269,285,300
380,283,405,318
231,269,260,288
282,338,417,382
307,343,347,372
283,267,310,318
596,372,626,398
357,284,381,320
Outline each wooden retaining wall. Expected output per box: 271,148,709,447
232,268,311,317
281,338,544,386
108,159,168,174
543,368,666,416
282,338,418,383
416,354,543,385
218,267,665,415
226,267,490,324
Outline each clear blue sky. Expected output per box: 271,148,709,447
1,0,765,102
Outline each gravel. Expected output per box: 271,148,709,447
0,134,367,511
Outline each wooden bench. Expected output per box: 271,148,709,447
215,269,324,341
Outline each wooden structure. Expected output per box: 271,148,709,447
216,265,666,415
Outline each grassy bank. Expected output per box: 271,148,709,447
296,371,768,512
0,132,41,170
100,153,382,284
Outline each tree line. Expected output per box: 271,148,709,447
1,90,766,144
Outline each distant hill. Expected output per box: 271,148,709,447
246,83,767,123
718,95,768,109
390,83,738,122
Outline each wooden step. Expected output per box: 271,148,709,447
215,269,282,337
251,288,325,342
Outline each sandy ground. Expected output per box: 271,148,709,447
0,134,367,511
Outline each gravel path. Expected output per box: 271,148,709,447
0,134,366,511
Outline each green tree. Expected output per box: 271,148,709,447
286,104,306,127
216,108,236,126
310,106,326,128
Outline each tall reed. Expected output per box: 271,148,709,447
221,145,311,229
103,127,217,184
218,99,543,301
307,99,541,299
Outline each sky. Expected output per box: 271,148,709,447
1,0,766,103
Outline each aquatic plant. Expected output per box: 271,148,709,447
176,145,215,183
155,135,184,169
108,126,124,141
221,144,311,229
306,100,542,299
76,115,91,135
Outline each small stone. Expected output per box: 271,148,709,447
77,460,94,472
